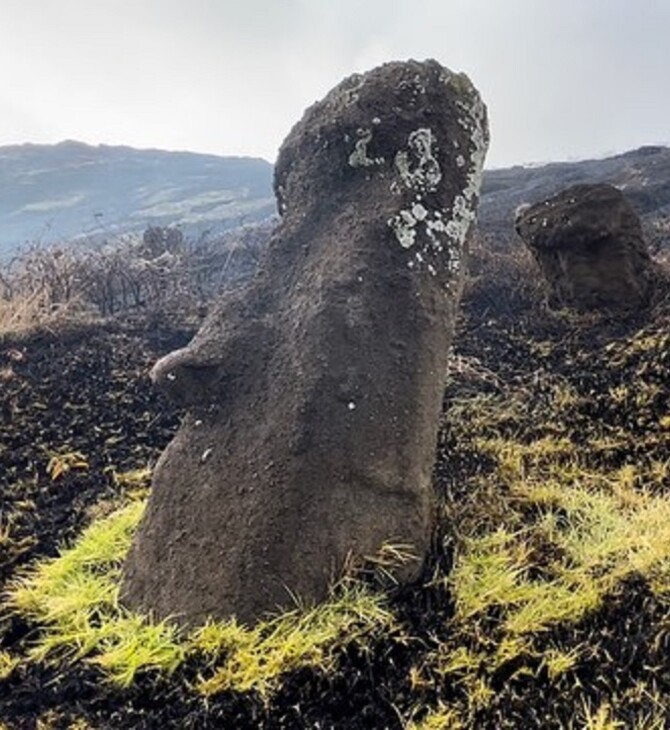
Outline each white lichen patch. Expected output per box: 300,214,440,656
387,209,418,249
412,73,426,94
387,127,445,252
456,94,488,200
387,91,488,286
389,203,451,257
411,202,428,221
342,74,364,106
394,128,442,193
441,193,475,262
348,129,385,168
277,184,288,214
442,92,488,258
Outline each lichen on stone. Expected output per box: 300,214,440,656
348,129,385,169
342,74,364,106
387,85,487,283
387,209,418,249
377,69,488,286
411,202,428,221
438,92,488,259
394,128,442,193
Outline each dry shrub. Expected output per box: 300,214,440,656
0,289,51,334
0,289,80,336
0,223,272,337
0,259,92,338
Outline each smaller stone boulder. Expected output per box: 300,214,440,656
515,183,656,309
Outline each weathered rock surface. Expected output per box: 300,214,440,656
515,183,656,309
120,59,489,627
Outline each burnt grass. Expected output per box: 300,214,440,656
2,263,670,728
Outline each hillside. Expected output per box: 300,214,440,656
2,142,669,261
479,145,670,245
0,142,274,256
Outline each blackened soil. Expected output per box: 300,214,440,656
0,315,446,730
0,318,192,591
3,271,670,727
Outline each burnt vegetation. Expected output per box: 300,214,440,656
2,220,670,729
0,224,271,331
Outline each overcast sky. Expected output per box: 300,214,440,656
0,0,668,168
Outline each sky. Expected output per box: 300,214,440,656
0,0,668,168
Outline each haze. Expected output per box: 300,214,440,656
1,0,668,168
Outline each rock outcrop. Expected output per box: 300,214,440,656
120,59,489,627
515,183,656,309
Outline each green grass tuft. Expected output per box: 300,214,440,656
6,497,396,694
195,583,395,697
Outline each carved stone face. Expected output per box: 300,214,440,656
274,60,488,289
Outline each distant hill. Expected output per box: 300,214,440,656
479,145,670,245
0,141,275,256
2,141,668,259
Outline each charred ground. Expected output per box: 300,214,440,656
1,242,670,728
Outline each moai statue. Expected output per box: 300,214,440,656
121,59,489,626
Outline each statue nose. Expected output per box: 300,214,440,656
150,348,227,407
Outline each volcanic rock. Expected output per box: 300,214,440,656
120,59,489,626
515,183,656,309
